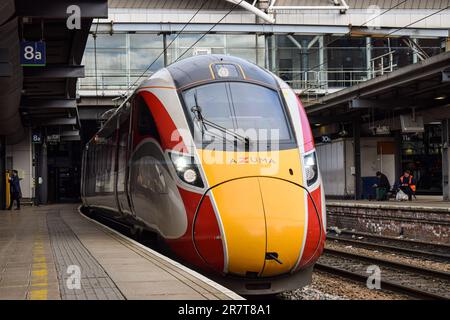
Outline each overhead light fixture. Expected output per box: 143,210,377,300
435,95,446,100
315,123,321,127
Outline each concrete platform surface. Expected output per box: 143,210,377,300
327,196,450,212
0,204,242,300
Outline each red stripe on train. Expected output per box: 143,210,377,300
166,187,225,274
139,91,188,152
296,186,325,270
295,95,315,153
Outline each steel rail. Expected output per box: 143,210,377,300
327,235,450,261
314,263,448,300
324,248,450,280
316,248,450,300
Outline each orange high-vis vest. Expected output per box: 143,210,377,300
400,175,416,192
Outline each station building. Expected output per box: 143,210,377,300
1,0,450,207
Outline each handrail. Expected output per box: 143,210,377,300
370,50,396,62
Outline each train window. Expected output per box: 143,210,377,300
137,97,160,141
183,82,292,143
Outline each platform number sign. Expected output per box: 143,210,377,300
20,41,46,66
32,131,42,144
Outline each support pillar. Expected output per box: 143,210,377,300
319,35,327,90
0,136,5,210
366,37,372,79
443,119,449,201
265,34,276,72
301,39,308,72
39,142,48,204
353,119,362,200
412,38,419,64
394,130,402,180
163,33,168,67
34,142,40,205
257,0,273,71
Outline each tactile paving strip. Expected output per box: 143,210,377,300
46,210,125,300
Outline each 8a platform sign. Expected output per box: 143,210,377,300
20,41,46,66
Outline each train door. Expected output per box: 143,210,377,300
116,103,133,215
127,94,165,225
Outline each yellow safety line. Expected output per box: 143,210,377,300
29,234,48,300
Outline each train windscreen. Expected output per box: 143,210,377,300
183,82,294,149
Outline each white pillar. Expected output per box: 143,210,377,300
319,35,326,90
366,37,372,79
443,119,450,201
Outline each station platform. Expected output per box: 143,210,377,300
327,196,450,212
326,196,450,244
0,204,242,300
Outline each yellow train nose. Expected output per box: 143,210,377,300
208,177,307,277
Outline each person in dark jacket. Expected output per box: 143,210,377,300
374,171,391,201
8,170,22,210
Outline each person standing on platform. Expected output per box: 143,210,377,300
8,170,22,210
374,171,391,201
398,170,416,201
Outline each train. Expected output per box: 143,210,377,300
81,55,326,295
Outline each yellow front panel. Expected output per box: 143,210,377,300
198,149,303,185
210,178,266,275
258,178,306,276
198,148,306,277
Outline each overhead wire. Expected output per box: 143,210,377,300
303,2,449,74
123,0,210,95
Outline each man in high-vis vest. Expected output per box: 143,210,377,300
398,170,416,201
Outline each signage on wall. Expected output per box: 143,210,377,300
20,41,46,66
31,131,42,144
47,134,60,144
321,135,332,143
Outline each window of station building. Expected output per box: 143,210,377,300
167,34,226,63
226,34,258,64
275,35,328,88
419,38,442,57
326,37,367,88
82,34,128,90
401,124,443,195
371,38,413,69
129,34,164,84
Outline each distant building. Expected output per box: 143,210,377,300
77,0,450,200
78,0,450,97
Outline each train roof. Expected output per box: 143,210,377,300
164,54,278,90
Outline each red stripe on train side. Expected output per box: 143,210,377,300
166,187,224,274
296,186,325,270
295,95,315,153
193,194,225,273
139,91,188,152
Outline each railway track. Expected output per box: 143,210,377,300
316,248,450,300
86,209,450,300
327,229,450,261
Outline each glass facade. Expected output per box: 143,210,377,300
401,125,443,195
80,33,264,92
79,32,443,94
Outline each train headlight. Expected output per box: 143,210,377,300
169,152,204,188
183,169,197,183
304,152,318,187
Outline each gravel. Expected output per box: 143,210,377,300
280,271,409,300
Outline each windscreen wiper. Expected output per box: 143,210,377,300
191,94,250,147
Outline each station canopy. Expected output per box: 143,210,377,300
0,0,107,143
